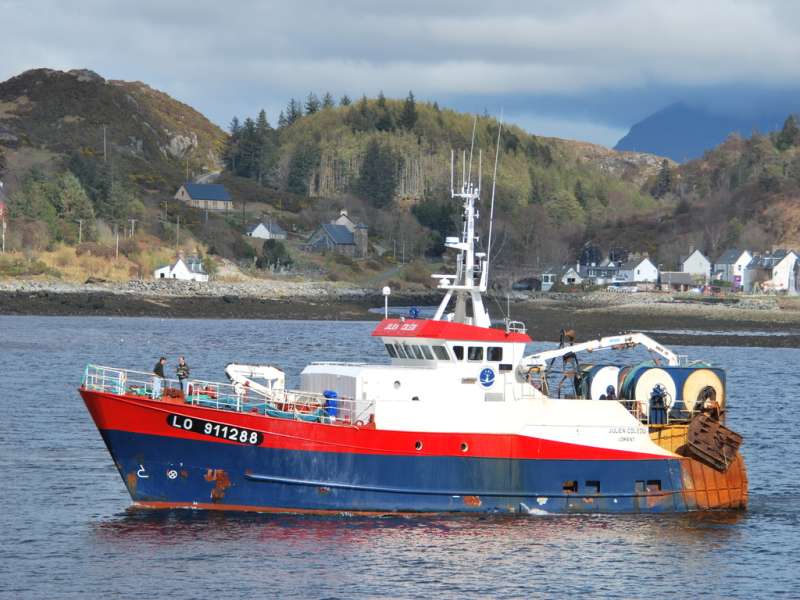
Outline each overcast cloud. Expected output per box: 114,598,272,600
2,0,799,145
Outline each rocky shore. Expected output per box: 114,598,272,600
2,280,800,347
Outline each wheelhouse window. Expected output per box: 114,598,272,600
487,347,503,362
467,346,483,361
385,343,398,358
394,344,409,359
453,345,464,360
432,345,450,360
409,345,424,360
420,345,434,360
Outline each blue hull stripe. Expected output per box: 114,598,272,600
101,428,690,514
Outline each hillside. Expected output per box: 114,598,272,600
592,115,800,268
0,68,225,190
0,67,679,285
224,95,669,277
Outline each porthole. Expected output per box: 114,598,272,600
412,396,420,402
394,381,401,389
415,440,423,451
460,442,469,453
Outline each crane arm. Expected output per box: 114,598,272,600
521,333,679,369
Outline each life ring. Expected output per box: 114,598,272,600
355,420,365,427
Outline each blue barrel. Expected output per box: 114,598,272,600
323,389,339,418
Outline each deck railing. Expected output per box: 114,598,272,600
81,364,372,426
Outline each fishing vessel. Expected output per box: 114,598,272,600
79,146,747,515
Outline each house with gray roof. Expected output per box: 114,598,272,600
713,248,752,289
247,220,287,240
617,256,658,283
660,271,695,290
174,183,233,211
743,249,798,293
306,210,368,258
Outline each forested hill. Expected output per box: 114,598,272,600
0,68,703,279
223,93,667,268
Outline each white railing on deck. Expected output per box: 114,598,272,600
81,364,373,426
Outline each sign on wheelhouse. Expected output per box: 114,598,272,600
78,136,747,514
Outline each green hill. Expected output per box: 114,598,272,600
0,69,680,282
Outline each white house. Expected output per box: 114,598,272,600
713,249,752,289
154,257,209,282
617,257,658,283
247,221,287,240
680,249,711,281
743,250,798,294
560,265,583,286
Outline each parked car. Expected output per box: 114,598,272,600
511,277,541,291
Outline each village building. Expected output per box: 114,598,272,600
581,259,620,285
713,248,752,289
540,268,558,292
680,249,711,281
617,256,658,283
246,220,287,240
539,265,583,291
559,265,583,286
306,210,368,258
660,271,695,291
174,183,233,211
153,256,209,282
743,249,799,294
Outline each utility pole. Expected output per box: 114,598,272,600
114,224,119,260
76,219,83,244
128,218,137,238
102,125,107,162
176,215,180,249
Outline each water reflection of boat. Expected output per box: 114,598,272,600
79,142,746,515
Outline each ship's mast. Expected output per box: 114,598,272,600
431,145,492,328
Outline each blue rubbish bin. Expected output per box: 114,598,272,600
323,390,339,419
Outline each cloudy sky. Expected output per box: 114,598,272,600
2,0,800,146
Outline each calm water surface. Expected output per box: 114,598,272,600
0,316,798,599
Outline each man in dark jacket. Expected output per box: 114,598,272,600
152,356,166,398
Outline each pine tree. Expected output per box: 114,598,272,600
305,92,321,114
375,91,394,132
651,159,673,198
357,139,398,208
399,91,417,130
256,109,270,136
776,115,800,151
287,140,320,195
322,92,335,109
254,109,278,186
229,116,241,135
339,94,351,106
57,172,94,220
277,110,288,128
286,99,303,125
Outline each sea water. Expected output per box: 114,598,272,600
0,316,798,599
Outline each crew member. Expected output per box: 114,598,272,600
153,356,166,399
176,356,190,396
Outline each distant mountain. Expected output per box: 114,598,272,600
615,102,791,162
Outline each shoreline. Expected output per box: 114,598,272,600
2,280,800,347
